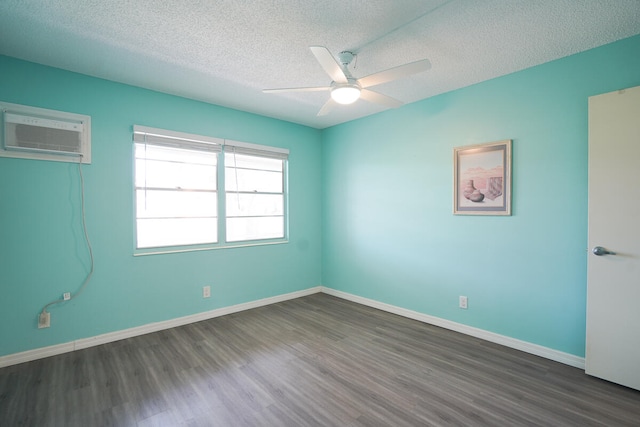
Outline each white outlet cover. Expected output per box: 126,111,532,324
38,312,51,328
459,296,468,309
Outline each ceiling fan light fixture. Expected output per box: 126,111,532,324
331,84,361,104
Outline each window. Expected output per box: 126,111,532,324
133,126,288,251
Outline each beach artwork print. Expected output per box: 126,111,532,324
454,140,511,215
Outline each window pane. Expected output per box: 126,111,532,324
224,153,282,171
136,159,216,190
136,190,217,218
226,216,284,242
226,194,283,217
225,168,282,193
137,218,218,248
135,139,219,249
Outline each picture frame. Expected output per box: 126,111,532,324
454,139,512,215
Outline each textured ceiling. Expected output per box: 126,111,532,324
1,0,639,129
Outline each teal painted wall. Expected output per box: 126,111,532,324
321,35,640,357
2,34,639,360
0,56,323,356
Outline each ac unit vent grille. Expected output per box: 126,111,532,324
9,123,82,155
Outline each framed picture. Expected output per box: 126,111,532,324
454,139,512,215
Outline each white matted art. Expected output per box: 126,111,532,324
453,140,512,215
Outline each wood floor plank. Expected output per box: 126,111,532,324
1,293,639,426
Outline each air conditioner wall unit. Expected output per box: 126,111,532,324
1,101,91,164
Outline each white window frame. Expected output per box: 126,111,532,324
133,125,289,255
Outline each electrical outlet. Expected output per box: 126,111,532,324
203,286,211,298
459,296,468,309
63,292,71,301
38,311,51,329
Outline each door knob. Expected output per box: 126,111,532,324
592,246,616,256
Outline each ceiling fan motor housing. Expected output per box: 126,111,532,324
338,51,355,66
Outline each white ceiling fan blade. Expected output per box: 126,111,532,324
263,86,330,93
360,89,404,108
317,98,337,116
310,46,348,84
358,59,431,88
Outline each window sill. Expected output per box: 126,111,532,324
133,239,288,256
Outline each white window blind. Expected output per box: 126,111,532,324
224,139,289,159
133,125,223,152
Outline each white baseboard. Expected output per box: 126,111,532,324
0,286,322,368
1,285,585,370
0,341,77,369
321,287,586,369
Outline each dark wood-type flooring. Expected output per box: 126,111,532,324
1,293,639,426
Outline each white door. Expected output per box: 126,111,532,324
586,85,640,391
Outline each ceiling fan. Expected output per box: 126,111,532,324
263,46,431,116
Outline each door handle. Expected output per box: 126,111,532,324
592,246,616,256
